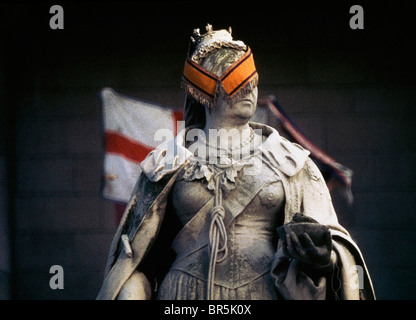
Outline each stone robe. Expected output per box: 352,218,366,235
96,122,375,300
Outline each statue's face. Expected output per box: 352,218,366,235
214,87,258,122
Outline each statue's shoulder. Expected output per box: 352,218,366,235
250,122,311,177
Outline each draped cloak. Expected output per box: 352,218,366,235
96,122,375,300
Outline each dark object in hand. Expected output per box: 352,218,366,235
277,213,332,268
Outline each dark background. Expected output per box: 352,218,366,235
0,1,415,299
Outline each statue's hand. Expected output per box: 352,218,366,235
278,213,333,268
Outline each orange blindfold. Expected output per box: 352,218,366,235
183,47,257,100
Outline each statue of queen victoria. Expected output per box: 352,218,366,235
97,24,375,300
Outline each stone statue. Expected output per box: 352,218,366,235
96,24,375,300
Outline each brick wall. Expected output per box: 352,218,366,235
3,3,415,299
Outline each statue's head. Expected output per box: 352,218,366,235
183,24,258,127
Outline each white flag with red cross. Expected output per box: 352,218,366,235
101,88,183,204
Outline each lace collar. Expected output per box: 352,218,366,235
177,149,260,194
